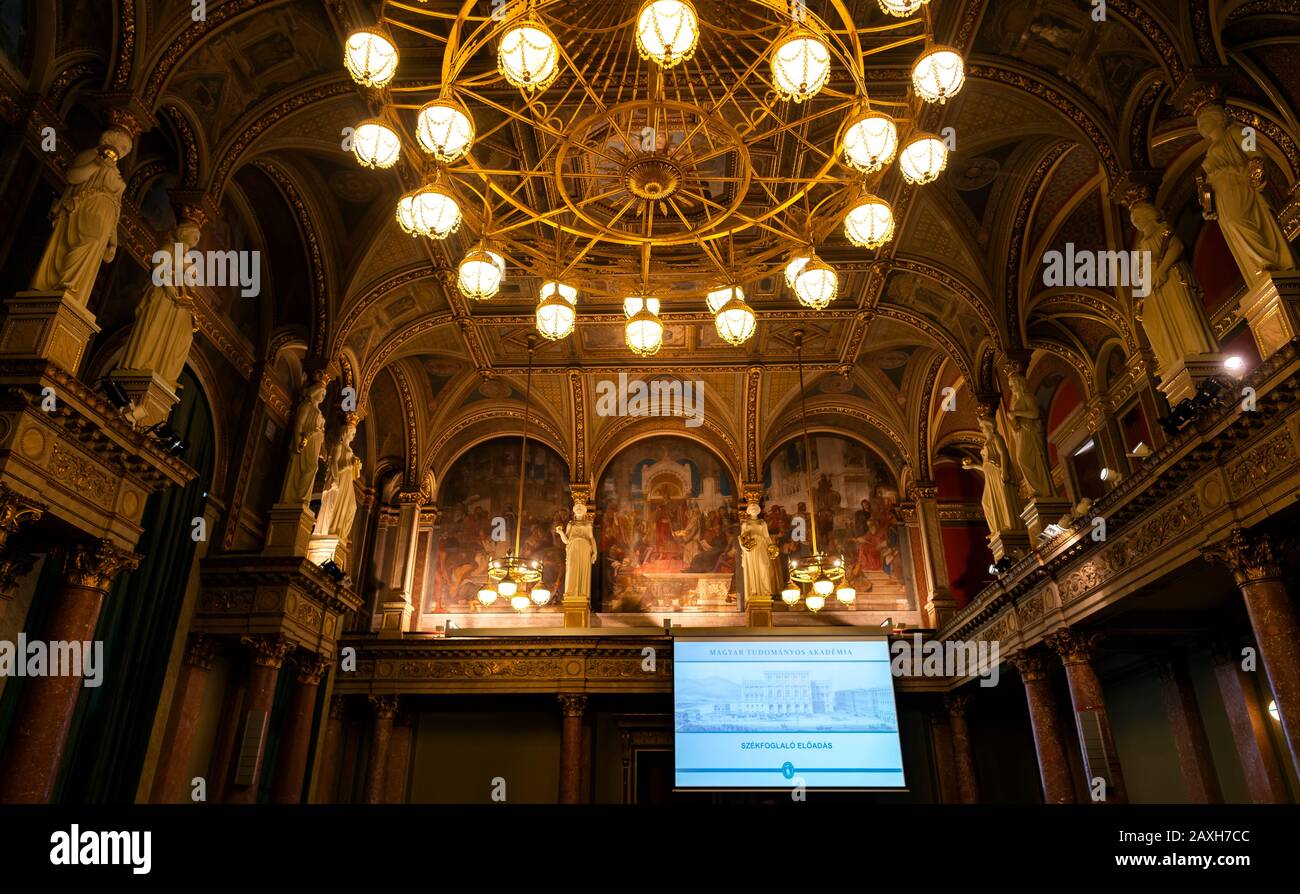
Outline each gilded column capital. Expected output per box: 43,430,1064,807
1045,628,1103,665
943,692,971,718
62,539,141,591
244,634,293,669
0,549,38,595
1201,528,1283,585
558,693,588,717
368,694,400,719
294,651,332,685
0,483,46,542
182,632,218,670
1009,649,1055,682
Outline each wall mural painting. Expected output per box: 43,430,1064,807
431,438,570,613
763,435,916,609
595,436,738,612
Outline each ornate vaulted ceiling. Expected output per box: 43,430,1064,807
6,0,1299,495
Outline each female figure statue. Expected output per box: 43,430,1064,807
555,502,597,602
738,500,777,599
1196,104,1295,284
31,128,133,304
118,222,200,388
314,420,362,545
279,380,328,505
963,415,1019,533
1006,371,1055,499
1129,202,1219,373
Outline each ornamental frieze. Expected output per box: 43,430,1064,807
1226,429,1296,494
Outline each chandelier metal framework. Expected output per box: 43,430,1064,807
343,0,961,352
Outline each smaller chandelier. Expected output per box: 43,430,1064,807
714,295,757,346
771,29,831,103
498,16,561,92
417,98,475,163
842,111,898,174
788,553,853,613
878,0,930,17
784,251,812,288
793,255,838,309
343,28,398,88
912,45,965,104
843,194,894,249
482,554,546,613
351,118,400,169
458,245,506,300
706,284,744,314
624,296,664,356
536,280,578,340
636,0,699,69
899,132,948,184
410,181,462,239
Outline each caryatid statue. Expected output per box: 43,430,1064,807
31,127,133,304
314,417,363,545
555,502,596,602
1129,202,1219,375
963,414,1019,534
118,221,200,390
1005,368,1055,500
279,379,328,506
1195,104,1295,285
738,500,777,599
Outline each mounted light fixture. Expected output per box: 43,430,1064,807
416,97,475,162
343,28,398,88
624,296,664,356
771,28,831,103
912,44,965,104
784,251,812,288
842,110,899,174
792,254,838,309
498,14,561,92
636,0,699,68
351,118,400,169
458,244,506,299
843,193,895,248
536,280,578,340
714,295,757,346
878,0,930,17
898,132,948,184
410,180,462,239
706,284,744,314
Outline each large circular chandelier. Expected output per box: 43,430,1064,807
344,1,961,353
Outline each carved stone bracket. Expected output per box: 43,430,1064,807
0,482,45,551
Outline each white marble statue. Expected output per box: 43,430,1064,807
555,502,596,602
963,415,1019,534
314,420,362,545
279,380,328,506
1129,202,1219,372
1006,371,1055,500
31,128,133,304
738,500,777,599
118,222,200,388
1196,104,1296,284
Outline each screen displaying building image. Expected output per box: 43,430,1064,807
673,638,905,789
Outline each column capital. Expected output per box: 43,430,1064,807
943,692,971,718
1202,528,1283,584
0,549,38,595
328,695,347,720
558,693,588,717
182,632,218,670
1045,628,1103,665
368,694,400,719
293,651,331,685
243,634,293,669
1010,649,1055,682
0,483,45,539
62,539,141,591
909,481,939,501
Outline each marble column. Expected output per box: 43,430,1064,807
0,540,138,803
363,695,399,804
207,663,248,802
378,494,421,636
1046,629,1127,803
150,633,218,803
558,694,587,804
928,705,960,803
944,692,979,803
1010,650,1076,803
269,651,330,803
383,712,414,804
1212,643,1290,803
312,696,347,803
1204,529,1300,777
1156,657,1223,804
225,635,293,804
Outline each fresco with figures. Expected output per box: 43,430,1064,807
763,435,917,610
430,438,570,613
595,436,739,612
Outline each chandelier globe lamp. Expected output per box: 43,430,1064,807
343,27,398,88
912,44,965,104
842,110,899,174
624,295,664,356
714,294,757,346
351,118,400,169
410,179,462,239
792,254,838,310
497,13,561,92
636,0,700,68
416,97,475,163
458,243,506,300
843,193,895,249
536,280,578,340
771,28,832,103
878,0,931,17
898,131,949,185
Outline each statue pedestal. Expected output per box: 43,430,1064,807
263,503,315,557
1158,353,1226,405
562,594,590,628
377,594,413,639
987,529,1030,563
1021,497,1073,540
746,593,773,627
922,590,957,629
0,290,100,374
1239,271,1300,361
106,368,179,428
306,533,339,566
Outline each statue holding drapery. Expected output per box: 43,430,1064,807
555,502,597,602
